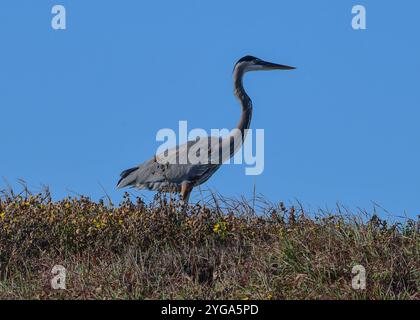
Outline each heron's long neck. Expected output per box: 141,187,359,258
226,67,252,158
233,67,253,136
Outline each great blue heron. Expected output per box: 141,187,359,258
117,55,295,203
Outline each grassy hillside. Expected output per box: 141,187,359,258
0,190,418,300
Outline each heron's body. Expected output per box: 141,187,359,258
117,56,295,203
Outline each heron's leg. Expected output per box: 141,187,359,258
180,183,193,206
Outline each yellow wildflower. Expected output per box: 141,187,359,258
213,223,220,233
213,221,227,235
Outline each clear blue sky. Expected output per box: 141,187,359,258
1,1,419,219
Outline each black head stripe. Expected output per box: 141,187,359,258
236,55,258,64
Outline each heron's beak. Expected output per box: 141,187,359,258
258,60,296,70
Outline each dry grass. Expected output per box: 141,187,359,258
0,188,418,300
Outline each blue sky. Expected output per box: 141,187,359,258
0,1,419,219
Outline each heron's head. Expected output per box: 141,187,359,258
234,55,295,73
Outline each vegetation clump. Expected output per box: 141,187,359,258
0,189,418,300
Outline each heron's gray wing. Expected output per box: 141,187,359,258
117,137,223,191
116,156,178,191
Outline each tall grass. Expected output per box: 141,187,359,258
0,188,418,300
